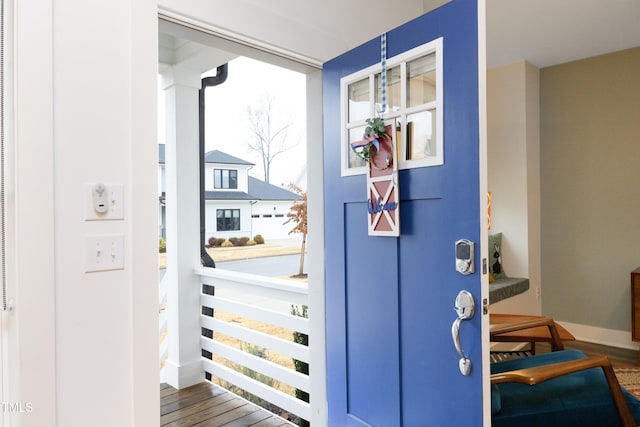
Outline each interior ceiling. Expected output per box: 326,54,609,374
487,0,640,69
159,0,640,72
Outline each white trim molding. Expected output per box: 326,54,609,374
557,320,640,351
158,8,322,71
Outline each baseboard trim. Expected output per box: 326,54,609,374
163,359,204,389
557,320,640,351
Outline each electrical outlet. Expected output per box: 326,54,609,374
85,234,125,272
85,183,124,220
536,287,541,300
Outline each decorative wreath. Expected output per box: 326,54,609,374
350,117,390,163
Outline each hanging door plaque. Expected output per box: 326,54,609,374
366,121,399,236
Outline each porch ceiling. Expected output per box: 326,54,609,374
158,31,238,74
157,0,640,73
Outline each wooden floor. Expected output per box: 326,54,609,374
160,341,637,426
160,382,294,427
538,339,638,366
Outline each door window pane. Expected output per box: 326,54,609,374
341,38,443,174
348,78,370,122
406,110,436,160
375,66,401,113
348,125,368,168
407,53,436,107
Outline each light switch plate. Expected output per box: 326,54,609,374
85,183,124,220
85,234,125,272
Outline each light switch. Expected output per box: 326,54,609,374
85,183,124,220
85,234,125,272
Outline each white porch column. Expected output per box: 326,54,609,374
162,65,203,389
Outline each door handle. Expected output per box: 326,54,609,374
452,290,474,376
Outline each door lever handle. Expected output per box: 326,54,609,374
452,290,474,376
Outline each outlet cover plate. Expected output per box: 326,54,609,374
85,183,124,220
85,234,125,272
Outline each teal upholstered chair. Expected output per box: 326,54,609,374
491,349,640,427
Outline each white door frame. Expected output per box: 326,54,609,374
478,0,492,425
157,11,328,425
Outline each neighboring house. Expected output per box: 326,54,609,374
159,144,301,241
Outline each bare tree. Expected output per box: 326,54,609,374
284,183,307,277
244,94,297,183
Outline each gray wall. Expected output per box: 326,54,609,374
488,61,542,315
541,47,640,331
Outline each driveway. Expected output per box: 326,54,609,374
216,253,305,277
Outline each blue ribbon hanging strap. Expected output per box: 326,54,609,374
380,33,387,117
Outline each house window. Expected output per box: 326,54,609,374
340,37,443,175
217,209,240,231
214,169,238,189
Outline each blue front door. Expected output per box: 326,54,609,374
323,1,484,425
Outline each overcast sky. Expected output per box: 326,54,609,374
159,56,307,188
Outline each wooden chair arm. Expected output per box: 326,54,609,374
490,316,554,335
491,356,636,427
490,316,565,351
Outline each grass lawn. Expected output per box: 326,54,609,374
211,310,299,397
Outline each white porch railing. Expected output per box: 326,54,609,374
195,266,311,422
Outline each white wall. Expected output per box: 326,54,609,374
487,61,542,315
251,200,297,240
8,0,159,425
6,1,57,424
204,200,295,241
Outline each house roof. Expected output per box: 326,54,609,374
158,145,300,202
203,190,254,201
204,150,254,166
204,177,300,201
158,145,254,167
247,177,300,201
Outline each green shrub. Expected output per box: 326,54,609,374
159,237,166,253
228,237,238,245
247,239,257,246
216,238,226,246
236,237,250,247
253,234,265,244
221,241,234,248
223,343,276,409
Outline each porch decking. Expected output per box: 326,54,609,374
161,382,294,427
